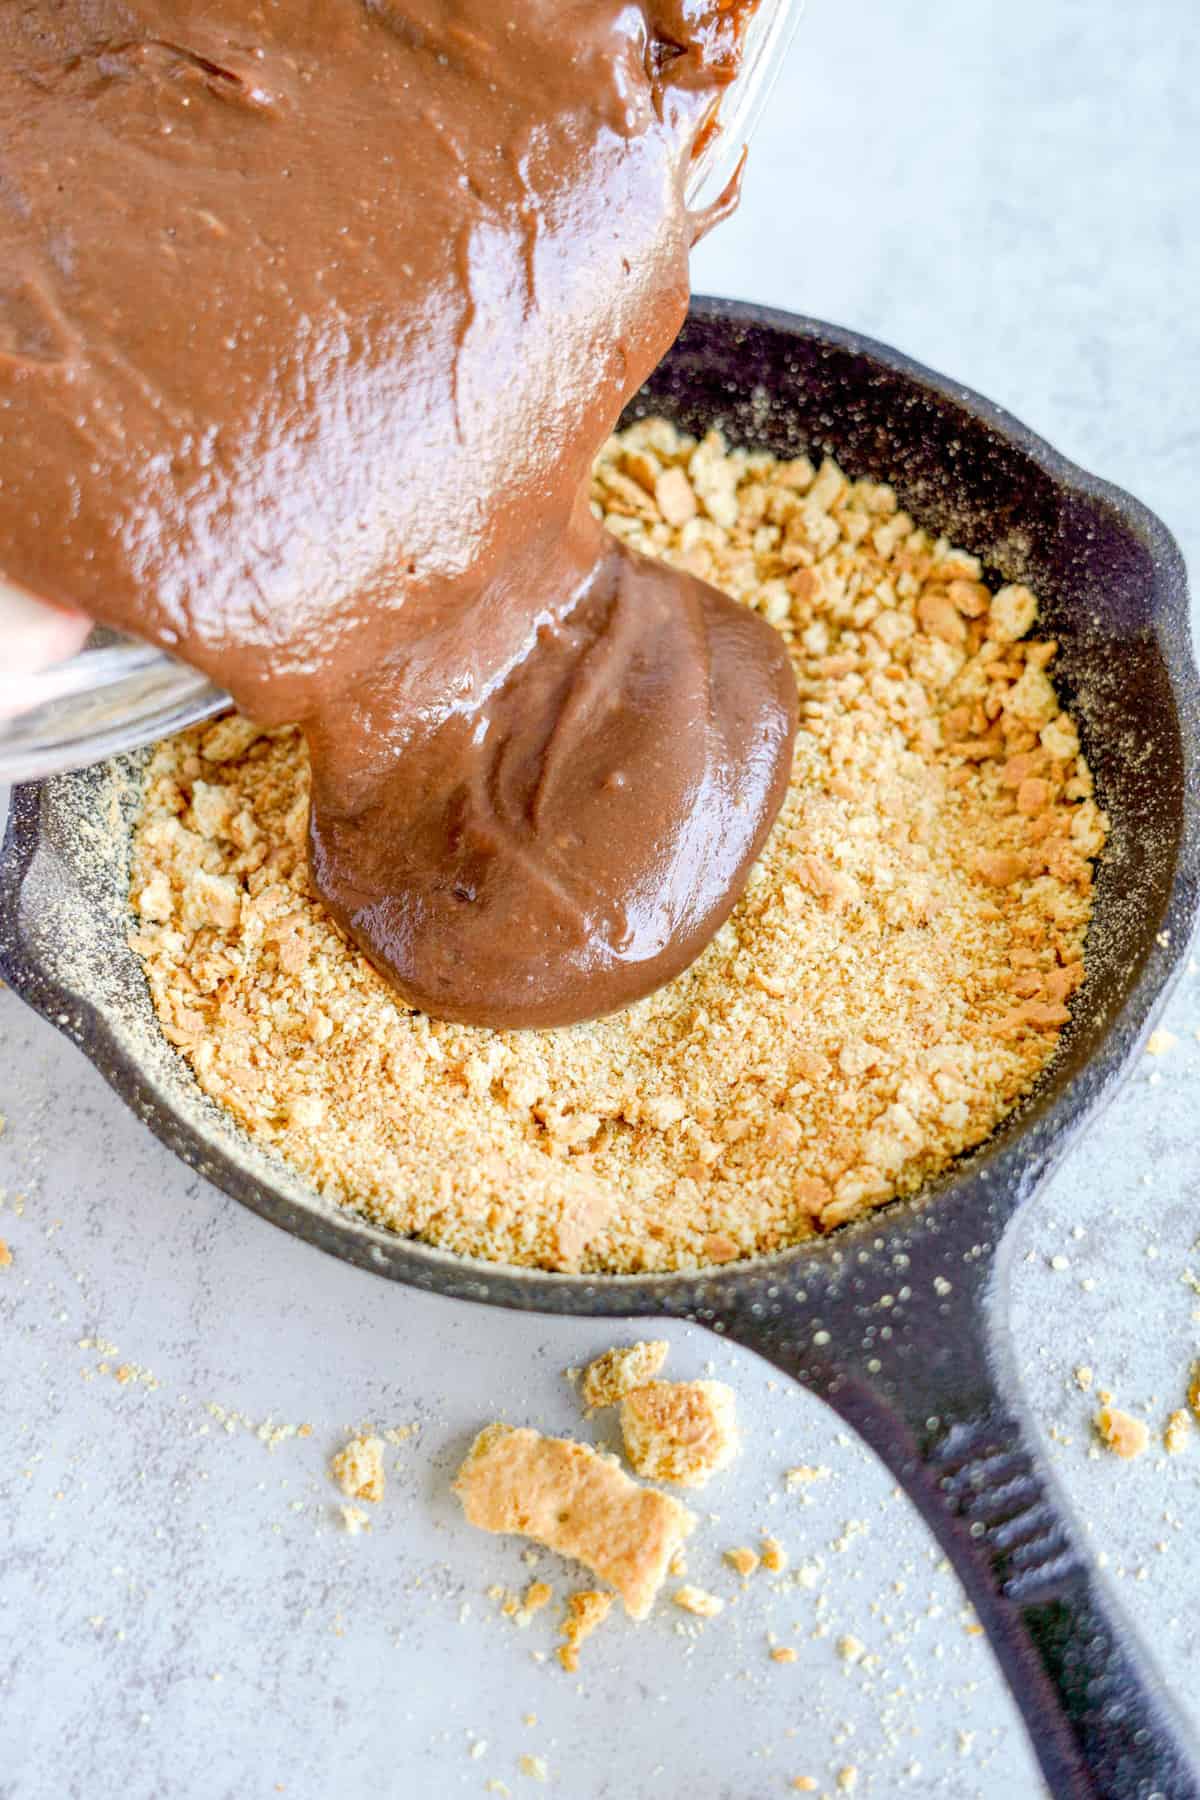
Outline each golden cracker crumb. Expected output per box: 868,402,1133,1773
1164,1410,1191,1455
330,1434,386,1504
724,1545,760,1579
1188,1362,1200,1424
760,1534,788,1573
672,1585,724,1619
1096,1406,1149,1460
784,1465,830,1489
619,1380,738,1488
556,1589,613,1672
579,1340,669,1410
454,1424,693,1620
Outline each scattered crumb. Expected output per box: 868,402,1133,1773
784,1465,830,1490
770,1646,798,1665
1165,1410,1191,1455
331,1434,385,1503
725,1545,760,1579
792,1781,818,1794
1145,1029,1177,1056
619,1380,739,1488
1073,1365,1093,1392
672,1585,724,1619
837,1768,859,1793
1095,1406,1149,1460
579,1340,669,1410
1188,1363,1200,1423
454,1424,694,1619
557,1589,614,1671
513,1581,554,1628
836,1634,865,1664
517,1755,548,1784
761,1535,788,1574
381,1422,420,1447
0,1239,11,1269
339,1504,370,1535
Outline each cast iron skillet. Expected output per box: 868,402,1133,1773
2,301,1198,1798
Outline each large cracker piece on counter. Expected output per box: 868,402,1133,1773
454,1423,695,1620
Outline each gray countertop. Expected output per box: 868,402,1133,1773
2,3,1197,1797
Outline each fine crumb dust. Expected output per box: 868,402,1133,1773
128,422,1106,1273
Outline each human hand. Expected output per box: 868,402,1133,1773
0,582,92,720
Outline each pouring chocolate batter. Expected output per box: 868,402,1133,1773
0,0,797,1027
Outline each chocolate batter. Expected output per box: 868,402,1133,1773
0,1,797,1028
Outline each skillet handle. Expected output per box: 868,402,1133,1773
716,1253,1200,1799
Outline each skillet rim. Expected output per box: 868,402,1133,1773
0,298,1196,1320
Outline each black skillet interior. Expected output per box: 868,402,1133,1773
1,301,1198,1795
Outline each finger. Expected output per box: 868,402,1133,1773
0,581,93,720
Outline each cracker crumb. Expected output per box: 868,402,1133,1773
619,1380,739,1488
1164,1410,1191,1455
0,1239,11,1269
1145,1029,1177,1056
672,1585,724,1619
339,1504,370,1535
725,1545,760,1579
331,1435,385,1504
1096,1406,1149,1460
784,1465,830,1489
771,1645,798,1664
579,1340,669,1410
761,1535,788,1573
514,1580,554,1627
129,427,1104,1276
454,1424,693,1619
837,1634,865,1664
1074,1365,1093,1392
837,1768,859,1793
1188,1363,1200,1423
792,1781,818,1793
517,1755,548,1784
557,1589,613,1671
